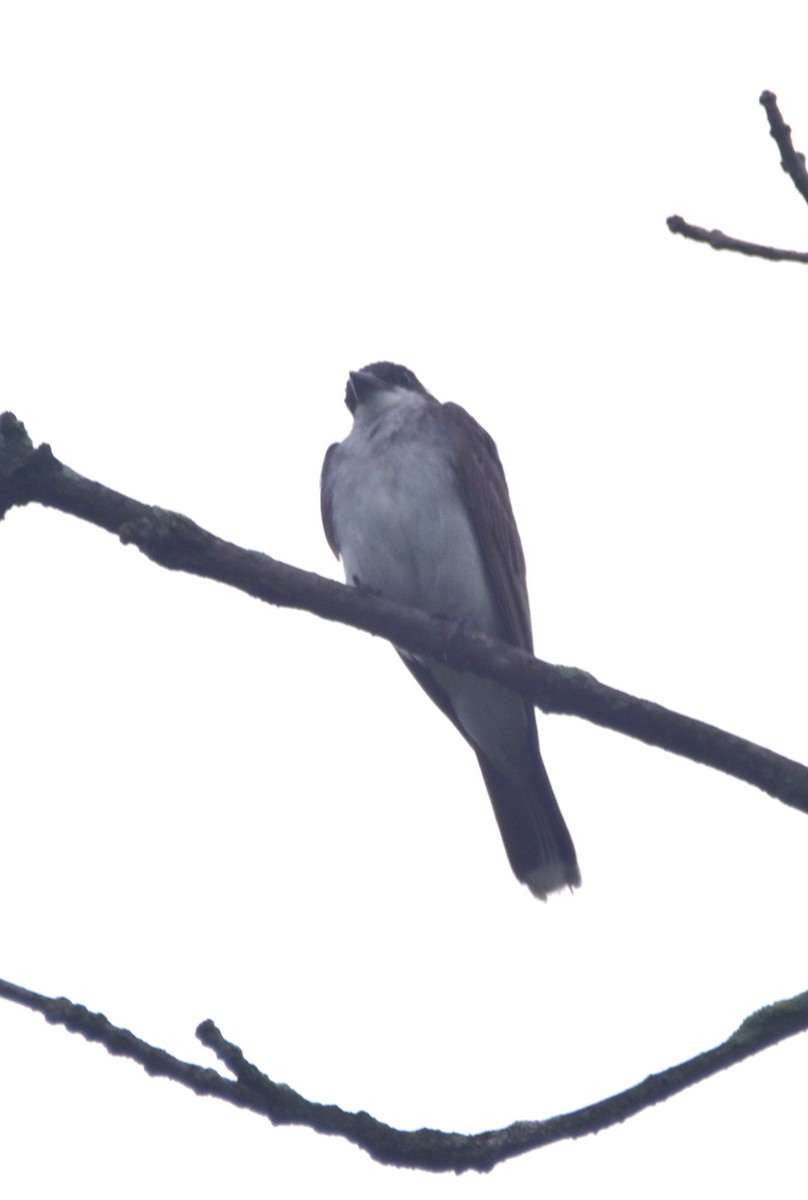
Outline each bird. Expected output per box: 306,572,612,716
320,362,580,899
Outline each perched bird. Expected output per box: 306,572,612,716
321,362,579,899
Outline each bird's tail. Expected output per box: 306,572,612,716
476,739,580,900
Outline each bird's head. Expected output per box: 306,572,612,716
345,362,430,415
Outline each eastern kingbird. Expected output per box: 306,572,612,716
321,362,580,899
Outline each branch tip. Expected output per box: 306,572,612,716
672,90,808,260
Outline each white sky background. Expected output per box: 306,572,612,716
2,1,808,1195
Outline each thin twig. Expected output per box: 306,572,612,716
759,90,808,206
666,214,808,263
667,90,808,262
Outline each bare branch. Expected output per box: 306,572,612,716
2,411,807,818
667,91,808,262
666,214,808,263
759,90,808,206
1,973,806,1173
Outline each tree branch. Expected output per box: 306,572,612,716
2,410,807,817
667,90,808,262
1,973,806,1173
666,214,808,262
760,90,808,206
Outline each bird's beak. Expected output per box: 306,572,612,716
346,368,378,413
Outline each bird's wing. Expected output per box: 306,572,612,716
440,402,533,653
320,442,341,558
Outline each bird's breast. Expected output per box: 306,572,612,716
330,418,499,634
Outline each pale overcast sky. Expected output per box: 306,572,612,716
2,3,808,1197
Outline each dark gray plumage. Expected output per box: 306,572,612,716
321,362,579,899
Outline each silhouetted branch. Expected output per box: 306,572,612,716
668,90,808,262
2,410,807,817
1,974,806,1173
666,214,808,262
760,90,808,205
